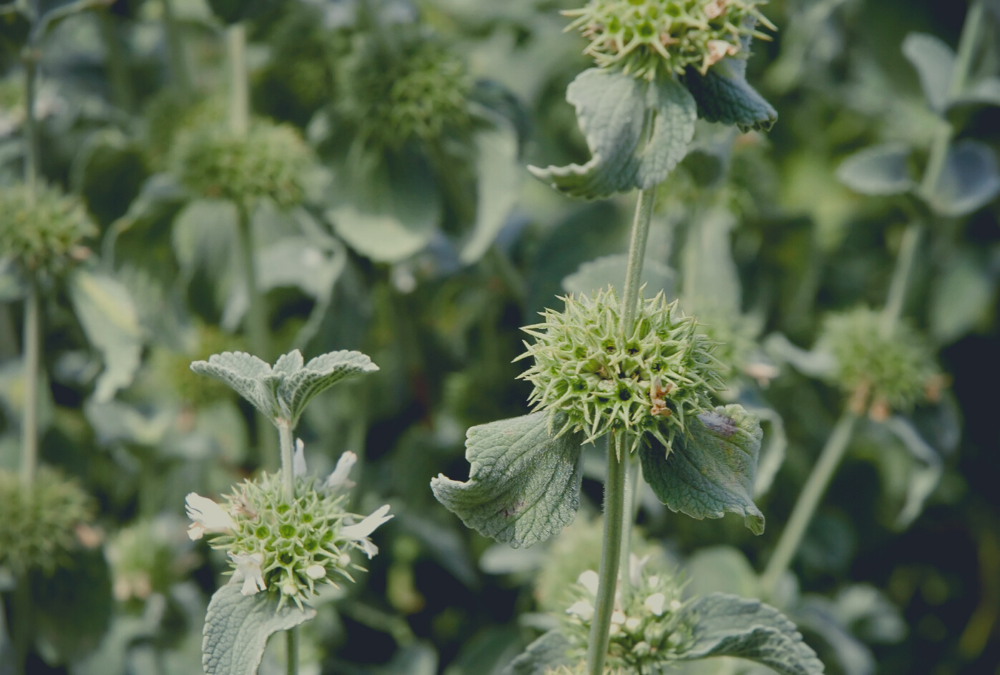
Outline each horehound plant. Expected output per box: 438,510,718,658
433,2,822,674
185,348,388,674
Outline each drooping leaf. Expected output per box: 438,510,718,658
562,253,675,299
202,584,315,675
924,139,1000,217
684,57,778,132
748,405,788,497
639,404,765,534
431,412,585,548
529,69,696,199
901,33,955,113
68,269,143,402
676,594,825,675
171,198,240,310
835,144,916,196
500,630,573,675
883,416,943,529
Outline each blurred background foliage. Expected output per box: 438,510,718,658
0,0,998,674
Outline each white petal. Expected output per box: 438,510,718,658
645,592,666,616
305,564,326,580
625,617,642,632
187,523,206,541
229,553,266,596
577,570,600,596
185,493,234,533
359,539,379,559
293,439,307,477
566,600,594,621
342,505,393,541
323,452,357,490
611,610,626,625
629,554,649,588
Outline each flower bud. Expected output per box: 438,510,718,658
0,184,96,276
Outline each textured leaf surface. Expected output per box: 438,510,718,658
202,585,314,675
501,630,572,675
677,593,825,675
431,412,585,548
190,351,279,420
640,404,765,534
925,139,1000,217
529,69,696,199
902,33,954,113
68,270,143,402
836,144,916,196
684,58,778,132
277,350,379,426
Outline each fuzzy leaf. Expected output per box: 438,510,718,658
902,33,955,113
640,404,765,534
431,412,585,548
190,351,280,420
677,594,825,675
202,584,315,675
836,144,916,196
277,350,379,426
501,630,572,675
684,58,778,132
924,139,1000,217
529,69,696,199
67,269,143,402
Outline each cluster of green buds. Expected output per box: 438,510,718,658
0,183,96,276
517,288,723,454
563,0,775,80
818,307,941,420
561,555,694,670
106,517,198,603
186,441,392,609
171,119,313,209
0,467,95,576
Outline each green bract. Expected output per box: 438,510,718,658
517,288,723,454
0,183,96,275
172,120,313,209
564,0,775,80
0,467,94,576
819,307,939,418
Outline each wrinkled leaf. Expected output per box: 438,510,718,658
640,404,765,534
749,405,788,497
431,412,585,548
202,584,315,675
925,140,1000,217
562,253,675,299
529,69,696,199
677,594,825,675
902,33,954,113
500,630,572,675
835,144,916,195
684,56,778,132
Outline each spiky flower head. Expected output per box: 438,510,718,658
172,119,313,209
106,517,197,603
818,307,940,420
0,183,96,276
186,452,391,609
564,0,775,80
0,467,95,576
517,288,723,454
546,665,630,675
562,556,694,670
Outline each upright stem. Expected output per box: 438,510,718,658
621,187,657,333
20,282,40,489
760,412,857,597
286,629,299,675
161,0,192,100
587,433,627,675
226,23,249,138
881,222,923,336
277,419,297,674
22,49,39,197
619,449,640,595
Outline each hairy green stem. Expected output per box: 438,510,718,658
621,186,657,333
226,23,249,137
619,448,640,596
587,433,627,675
278,422,294,500
286,627,299,675
20,282,40,489
760,412,857,597
881,222,923,336
161,0,192,100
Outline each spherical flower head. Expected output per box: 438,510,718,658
187,466,391,609
518,288,724,454
0,467,95,576
818,307,940,419
0,183,96,276
546,664,630,675
561,557,694,670
563,0,775,80
172,119,313,209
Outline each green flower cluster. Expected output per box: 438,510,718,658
0,467,94,576
819,307,940,419
0,183,96,275
545,665,629,675
172,120,313,209
563,0,775,80
517,288,723,454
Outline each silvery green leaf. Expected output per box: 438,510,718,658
684,546,759,600
68,269,143,402
172,199,240,310
276,350,378,427
924,139,1000,217
748,405,788,497
764,334,837,379
562,253,675,299
500,630,572,675
676,594,824,675
902,33,954,113
831,584,907,644
640,404,765,535
84,399,172,447
529,69,696,199
835,144,916,195
684,58,778,133
190,351,281,421
202,585,315,675
793,598,873,675
381,642,439,675
431,412,585,548
929,252,995,344
883,416,942,529
682,208,741,316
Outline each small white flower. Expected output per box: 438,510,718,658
323,451,357,491
670,599,683,612
229,553,266,596
645,592,666,616
577,570,600,596
648,575,660,589
185,493,235,541
305,564,326,580
293,438,307,477
282,583,297,595
566,600,594,621
342,505,393,559
625,617,642,633
629,553,650,588
611,610,626,625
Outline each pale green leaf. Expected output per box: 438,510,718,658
190,351,280,421
171,199,239,289
884,416,942,529
202,584,315,675
685,546,760,600
639,404,765,534
682,208,741,316
529,69,696,199
562,253,675,299
902,33,955,113
836,144,916,196
929,252,995,344
431,412,585,548
677,594,825,675
924,140,1000,217
68,269,143,402
684,58,778,133
500,630,572,675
